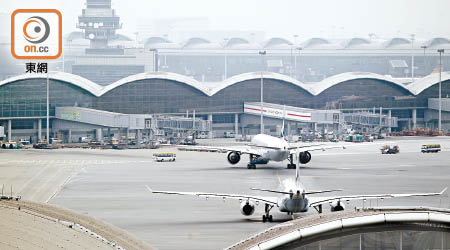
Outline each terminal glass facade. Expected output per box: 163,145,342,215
96,79,209,114
317,79,415,109
0,79,96,118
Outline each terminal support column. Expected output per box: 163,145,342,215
136,129,141,146
412,109,417,130
95,128,103,143
388,110,392,135
234,113,239,138
208,114,213,139
68,129,72,143
7,119,11,142
38,119,42,141
379,107,383,134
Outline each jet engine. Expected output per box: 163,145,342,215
299,151,311,164
240,200,255,216
330,201,345,212
227,151,241,164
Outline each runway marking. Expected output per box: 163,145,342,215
1,159,154,166
399,164,415,167
16,162,53,196
338,168,352,170
46,165,83,203
187,232,201,239
29,165,64,201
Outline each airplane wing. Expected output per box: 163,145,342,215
145,185,278,205
308,187,448,207
288,144,346,152
177,145,263,156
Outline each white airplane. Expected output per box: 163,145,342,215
179,133,347,169
146,155,447,222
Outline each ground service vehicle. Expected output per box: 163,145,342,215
381,145,399,154
421,144,441,153
153,153,176,162
1,141,23,149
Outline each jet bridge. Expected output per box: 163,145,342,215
54,107,211,143
244,102,341,124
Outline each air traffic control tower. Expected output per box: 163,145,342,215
72,0,154,85
78,0,122,52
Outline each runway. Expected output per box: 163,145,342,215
43,137,450,249
1,137,448,249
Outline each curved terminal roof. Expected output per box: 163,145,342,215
101,71,211,96
224,38,254,49
113,34,133,41
310,72,412,95
383,37,411,48
0,71,102,97
1,71,448,98
342,38,371,49
144,37,180,49
228,207,450,250
182,37,222,49
301,38,331,48
209,72,313,96
263,38,293,49
145,36,171,45
58,35,450,51
407,71,450,95
424,37,450,48
58,35,450,50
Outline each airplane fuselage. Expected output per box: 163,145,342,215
278,196,309,213
251,134,290,163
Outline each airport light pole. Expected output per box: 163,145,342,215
223,38,229,79
410,34,415,82
149,48,158,72
421,45,427,75
290,44,293,77
259,50,266,134
295,47,302,80
438,49,444,133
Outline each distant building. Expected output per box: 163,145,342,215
71,0,154,85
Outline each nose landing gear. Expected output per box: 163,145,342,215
262,203,274,222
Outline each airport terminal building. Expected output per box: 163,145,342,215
1,0,450,144
1,70,450,143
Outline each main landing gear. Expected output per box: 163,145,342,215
313,204,323,214
287,154,296,169
262,203,274,222
247,154,256,169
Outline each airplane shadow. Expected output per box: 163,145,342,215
194,166,292,171
193,166,347,171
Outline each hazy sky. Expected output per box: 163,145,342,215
1,0,450,41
